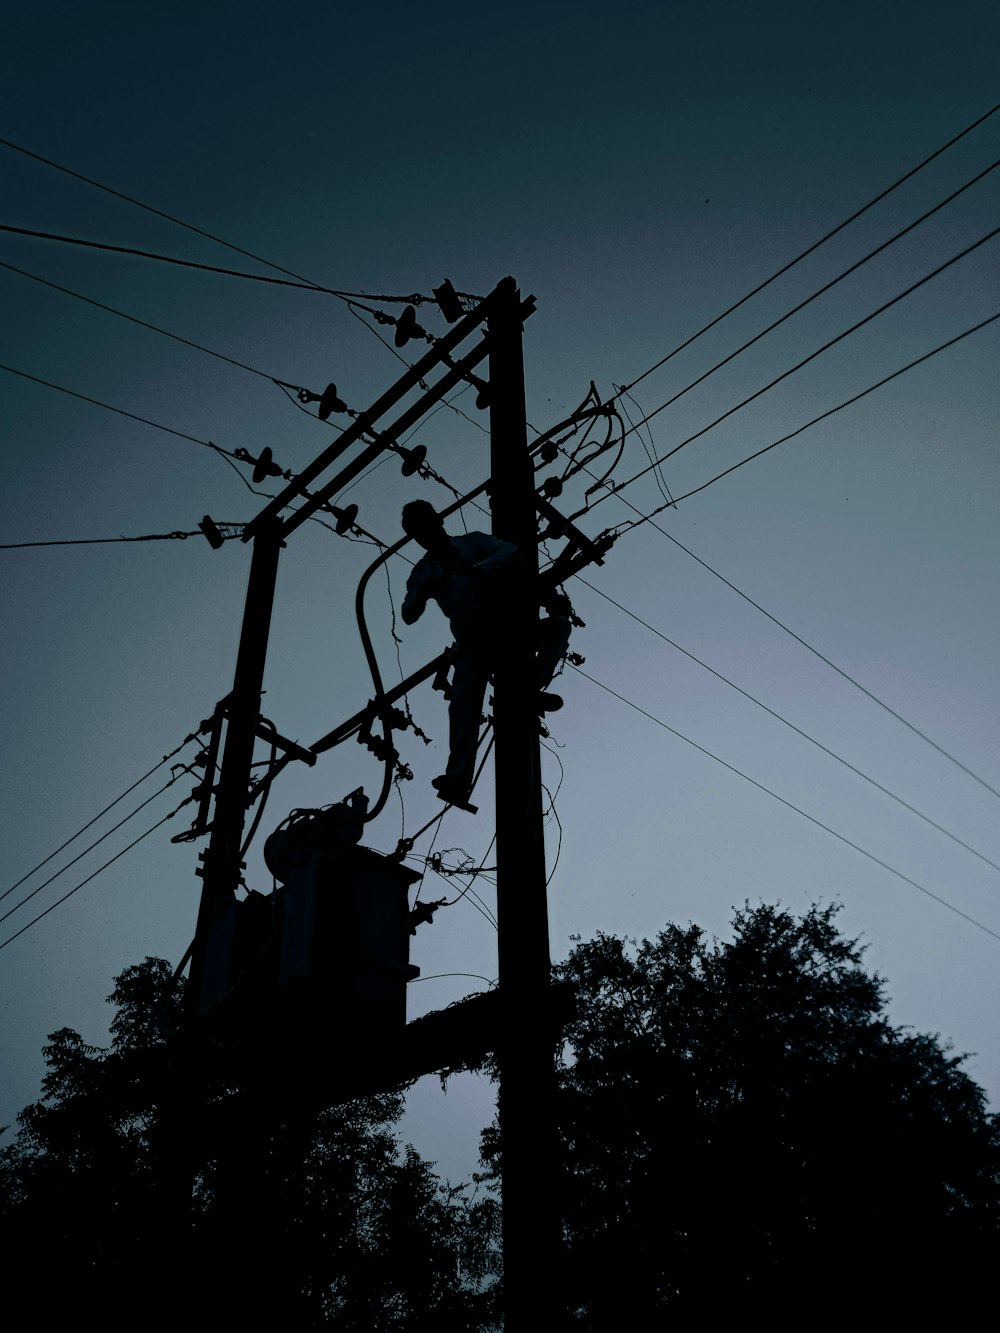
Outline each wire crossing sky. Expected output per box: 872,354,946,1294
1,1,998,1185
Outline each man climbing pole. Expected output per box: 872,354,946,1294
400,499,570,809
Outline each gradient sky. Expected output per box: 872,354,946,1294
2,2,998,1178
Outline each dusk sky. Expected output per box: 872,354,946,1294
2,2,998,1178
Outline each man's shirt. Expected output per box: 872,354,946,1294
401,532,518,641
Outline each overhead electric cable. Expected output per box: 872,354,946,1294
663,311,1000,507
0,806,182,953
0,136,466,303
579,577,1000,875
0,223,352,294
589,487,1000,804
608,157,1000,464
615,100,1000,398
0,257,318,392
606,224,1000,497
1,362,238,459
0,771,190,926
1,530,210,549
574,666,1000,945
0,733,199,905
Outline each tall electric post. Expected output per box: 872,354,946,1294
187,516,283,1018
489,277,563,1326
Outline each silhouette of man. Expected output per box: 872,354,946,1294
400,500,569,808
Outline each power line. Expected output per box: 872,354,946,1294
0,806,182,953
0,256,312,389
606,156,999,468
615,100,1000,398
606,225,1000,497
1,530,209,549
573,665,1000,945
578,577,1000,875
0,770,191,928
663,311,1000,507
1,361,237,458
0,134,434,304
0,223,358,294
590,488,1000,805
0,733,199,905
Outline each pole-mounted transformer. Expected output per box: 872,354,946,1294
192,791,421,1103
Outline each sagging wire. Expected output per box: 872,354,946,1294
615,384,675,510
539,737,566,890
541,780,564,889
409,972,498,987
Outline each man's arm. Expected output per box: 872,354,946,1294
401,557,438,624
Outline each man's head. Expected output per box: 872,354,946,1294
401,499,448,553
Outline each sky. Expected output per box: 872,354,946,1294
1,2,998,1180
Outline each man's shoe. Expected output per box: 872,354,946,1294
431,775,478,813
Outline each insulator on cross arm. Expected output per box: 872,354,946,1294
394,305,427,348
252,446,285,483
318,383,348,420
398,444,427,476
330,503,359,535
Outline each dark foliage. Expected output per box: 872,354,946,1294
481,902,1000,1325
6,905,999,1329
0,959,500,1330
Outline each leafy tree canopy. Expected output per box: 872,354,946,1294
481,902,1000,1324
0,958,500,1330
5,904,999,1329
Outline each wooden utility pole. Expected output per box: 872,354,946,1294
489,277,563,1327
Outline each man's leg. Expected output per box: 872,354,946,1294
442,649,490,796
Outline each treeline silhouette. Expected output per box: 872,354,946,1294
3,903,997,1328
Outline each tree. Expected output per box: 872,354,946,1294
0,959,500,1330
479,902,1000,1324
